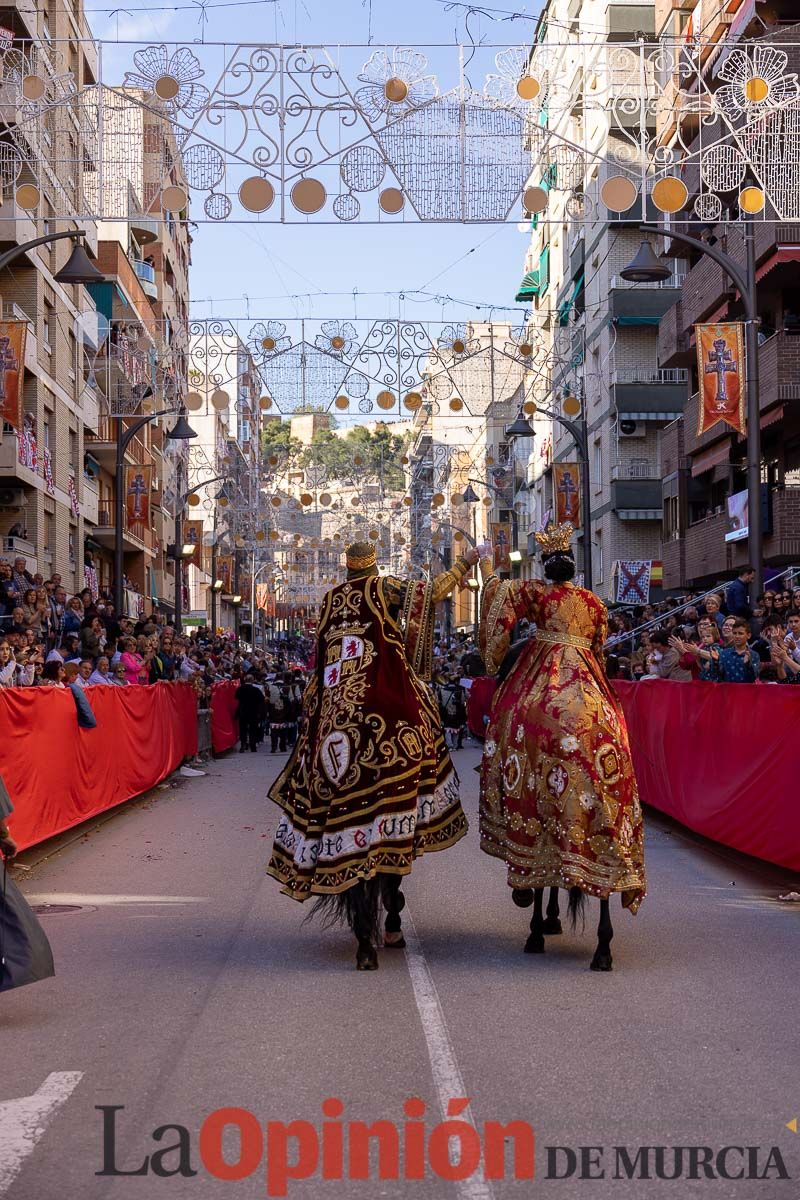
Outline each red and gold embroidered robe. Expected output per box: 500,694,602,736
479,577,646,912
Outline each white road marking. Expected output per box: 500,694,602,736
0,1072,84,1196
403,909,496,1200
26,893,208,906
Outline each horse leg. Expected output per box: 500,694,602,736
589,898,614,972
352,881,379,971
542,886,563,935
524,887,546,954
381,875,406,949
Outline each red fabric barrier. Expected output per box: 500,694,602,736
0,683,198,852
210,680,239,754
614,680,800,872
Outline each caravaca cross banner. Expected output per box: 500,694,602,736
695,322,746,436
553,462,582,527
217,555,233,593
185,520,205,567
0,320,27,430
125,464,152,528
490,522,511,571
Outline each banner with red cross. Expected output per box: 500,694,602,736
616,561,652,605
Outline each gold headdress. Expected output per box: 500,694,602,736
345,543,377,572
534,521,574,556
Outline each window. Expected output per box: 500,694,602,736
68,429,77,471
663,495,679,540
594,528,603,585
593,439,603,492
42,304,53,351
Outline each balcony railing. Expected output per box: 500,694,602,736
611,458,658,480
133,259,156,285
609,274,686,290
611,367,689,385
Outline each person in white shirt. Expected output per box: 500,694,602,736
784,613,800,664
88,656,113,686
73,659,94,688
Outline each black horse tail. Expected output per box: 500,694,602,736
567,886,586,931
305,877,383,944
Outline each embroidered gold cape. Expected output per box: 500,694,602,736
267,571,469,900
479,578,646,912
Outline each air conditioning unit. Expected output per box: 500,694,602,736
619,420,646,439
0,488,26,508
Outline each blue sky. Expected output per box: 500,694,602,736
91,0,542,326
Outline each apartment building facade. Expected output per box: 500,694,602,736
654,0,800,590
518,0,686,599
0,0,100,593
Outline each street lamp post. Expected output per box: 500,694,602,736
0,229,104,280
624,224,763,597
172,469,229,635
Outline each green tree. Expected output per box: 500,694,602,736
301,423,411,491
262,419,300,463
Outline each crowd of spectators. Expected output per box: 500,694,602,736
605,568,800,685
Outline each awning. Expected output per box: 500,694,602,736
756,248,800,284
691,437,733,477
539,245,550,296
558,270,585,325
515,270,540,302
616,316,661,327
761,404,784,430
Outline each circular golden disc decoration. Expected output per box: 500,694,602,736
268,455,279,465
334,395,349,410
353,454,363,466
449,397,463,412
319,492,332,506
235,536,245,548
431,532,441,544
291,178,326,214
523,185,549,214
600,175,638,212
739,185,765,214
300,492,313,505
454,530,465,542
330,335,345,350
651,176,689,214
401,454,409,465
403,496,412,506
269,530,279,540
261,336,276,351
404,391,422,411
377,390,395,409
256,531,266,541
186,391,204,411
211,389,229,409
154,74,180,100
396,535,405,546
239,176,275,213
271,496,282,507
334,532,342,541
486,455,495,465
432,492,445,507
15,184,40,210
483,496,493,506
745,75,769,102
187,493,201,506
523,400,537,415
516,75,541,101
379,187,404,214
368,529,379,540
519,342,533,356
22,74,46,101
563,393,582,416
259,396,272,410
452,339,466,354
162,184,188,212
222,455,232,465
384,77,408,102
451,491,464,505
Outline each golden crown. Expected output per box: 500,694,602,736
346,546,377,571
534,521,574,556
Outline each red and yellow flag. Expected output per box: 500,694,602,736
696,322,745,436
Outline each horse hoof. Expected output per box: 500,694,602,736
524,934,545,954
542,918,563,935
512,888,534,908
356,942,379,971
590,952,613,972
384,932,406,949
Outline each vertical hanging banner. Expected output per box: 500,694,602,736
125,464,151,527
255,583,273,613
696,322,746,436
218,555,233,593
553,462,582,527
0,320,27,430
490,521,511,571
185,520,204,567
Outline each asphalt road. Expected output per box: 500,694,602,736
2,745,799,1200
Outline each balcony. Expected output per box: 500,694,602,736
133,259,158,299
657,297,690,368
610,460,663,518
1,536,36,574
0,434,40,489
611,367,689,419
609,276,685,324
82,475,99,525
94,509,155,555
86,415,148,470
683,488,800,584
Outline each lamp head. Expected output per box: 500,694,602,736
54,237,105,285
620,240,672,283
166,410,198,441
